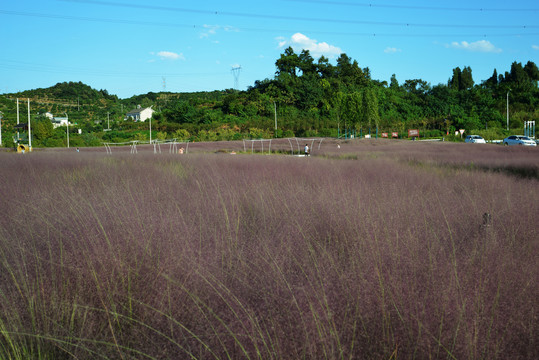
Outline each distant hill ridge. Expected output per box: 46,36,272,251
14,81,118,102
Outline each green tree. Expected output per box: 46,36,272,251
524,61,539,82
164,101,197,123
460,66,474,90
404,79,430,95
275,47,299,77
32,115,54,142
484,69,498,89
336,53,368,88
342,92,362,129
297,50,316,76
316,56,334,79
363,88,380,131
508,61,527,86
390,74,399,89
450,67,461,91
450,66,473,91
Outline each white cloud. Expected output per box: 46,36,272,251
200,24,239,39
447,40,502,53
277,33,342,58
200,25,218,38
384,47,401,54
155,51,185,60
276,36,287,48
532,45,539,50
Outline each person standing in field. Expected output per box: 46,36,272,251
304,144,309,156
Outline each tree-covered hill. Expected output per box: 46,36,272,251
17,81,118,102
0,51,537,148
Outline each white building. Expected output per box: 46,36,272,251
51,117,69,129
43,112,69,128
125,105,154,122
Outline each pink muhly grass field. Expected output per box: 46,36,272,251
0,141,537,359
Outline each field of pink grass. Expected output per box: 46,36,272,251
0,141,537,359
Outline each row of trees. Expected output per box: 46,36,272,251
243,47,538,135
0,52,537,147
149,49,538,139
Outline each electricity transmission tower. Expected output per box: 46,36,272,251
162,77,168,106
231,66,241,90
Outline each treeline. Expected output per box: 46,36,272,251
0,51,537,147
244,48,538,135
150,49,538,141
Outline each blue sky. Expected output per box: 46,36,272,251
1,0,538,98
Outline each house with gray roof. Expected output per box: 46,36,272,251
125,105,154,122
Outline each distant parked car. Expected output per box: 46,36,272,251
503,135,537,146
465,135,486,144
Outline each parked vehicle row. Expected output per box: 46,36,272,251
464,134,536,146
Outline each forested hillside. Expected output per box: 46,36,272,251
1,50,537,148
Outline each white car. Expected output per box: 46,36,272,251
465,135,486,144
503,135,537,146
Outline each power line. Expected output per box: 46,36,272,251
1,9,537,38
55,0,539,29
285,0,539,12
0,9,196,29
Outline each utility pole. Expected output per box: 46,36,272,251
506,90,510,131
0,111,3,146
27,98,32,149
107,112,110,130
16,98,20,142
65,113,69,148
273,101,277,131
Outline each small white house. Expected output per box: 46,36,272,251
44,112,69,128
125,105,154,122
51,116,69,129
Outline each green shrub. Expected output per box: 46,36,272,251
82,133,103,146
